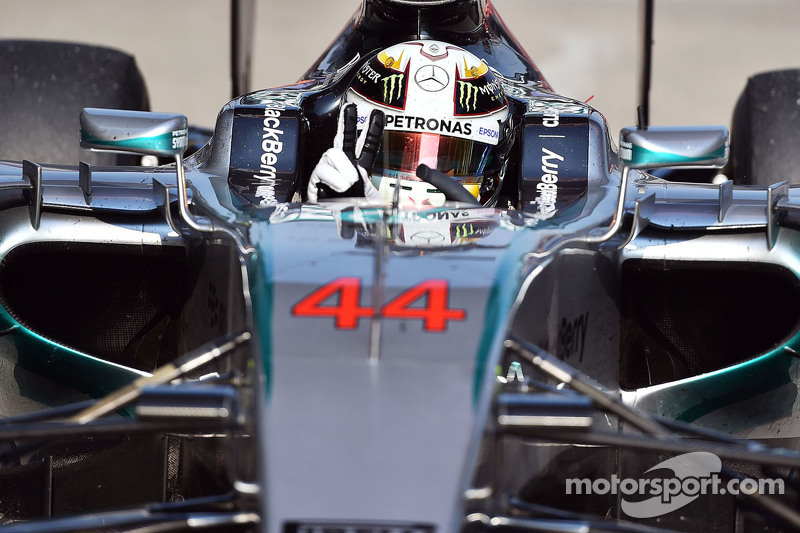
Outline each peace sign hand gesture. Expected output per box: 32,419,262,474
307,103,385,202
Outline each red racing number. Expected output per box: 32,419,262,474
291,277,373,329
292,277,466,331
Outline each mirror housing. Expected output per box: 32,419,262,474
80,108,188,157
619,125,729,170
79,107,252,254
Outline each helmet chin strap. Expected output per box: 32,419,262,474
479,160,507,207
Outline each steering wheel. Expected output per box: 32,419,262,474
415,164,481,206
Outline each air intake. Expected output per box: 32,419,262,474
620,259,800,389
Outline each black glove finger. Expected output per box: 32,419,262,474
315,182,337,200
316,180,364,200
356,109,385,174
341,103,358,165
343,178,365,197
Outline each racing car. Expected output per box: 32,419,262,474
0,1,799,532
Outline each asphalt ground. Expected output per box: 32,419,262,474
1,1,800,145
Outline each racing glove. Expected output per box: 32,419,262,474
307,103,384,203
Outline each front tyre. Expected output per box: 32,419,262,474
729,68,800,185
0,40,150,166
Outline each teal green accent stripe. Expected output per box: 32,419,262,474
82,129,187,155
248,225,274,400
472,228,539,406
668,345,796,424
0,305,142,404
0,303,17,332
624,144,727,167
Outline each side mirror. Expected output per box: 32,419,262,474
619,125,729,170
79,107,252,254
80,108,188,157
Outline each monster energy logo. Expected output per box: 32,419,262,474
383,74,405,104
453,223,491,239
458,81,479,113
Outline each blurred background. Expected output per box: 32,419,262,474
1,0,799,135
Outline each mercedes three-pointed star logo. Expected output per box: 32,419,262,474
410,230,447,244
414,65,449,92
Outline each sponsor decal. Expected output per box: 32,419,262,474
458,80,479,113
383,73,405,104
359,62,383,83
619,139,633,162
251,103,287,203
395,208,499,224
171,128,188,151
558,311,589,362
522,110,589,218
401,212,498,246
534,147,564,216
410,209,473,221
384,114,473,137
353,59,409,109
451,221,496,240
543,109,560,128
454,76,504,116
478,126,498,140
407,230,448,245
228,99,300,205
414,64,449,92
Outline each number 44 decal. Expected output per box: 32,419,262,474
292,277,466,332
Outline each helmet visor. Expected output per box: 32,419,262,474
375,131,494,197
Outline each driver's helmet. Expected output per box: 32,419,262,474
345,40,513,206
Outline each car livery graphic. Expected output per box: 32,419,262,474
0,1,798,532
